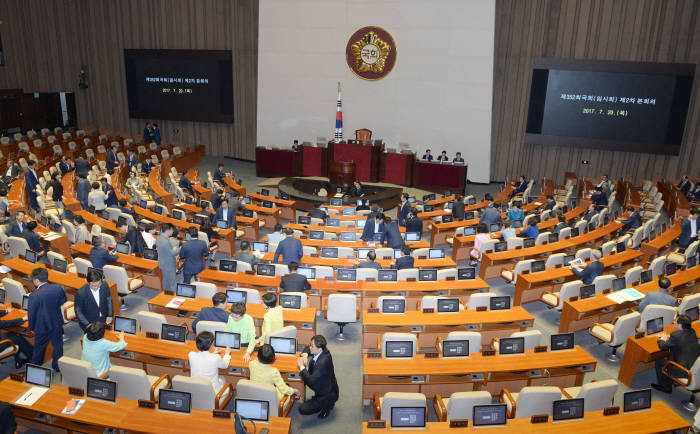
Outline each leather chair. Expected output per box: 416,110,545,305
236,379,293,417
500,386,562,419
590,311,641,362
171,375,232,411
561,379,618,412
109,366,170,401
325,294,358,341
374,391,426,422
433,391,491,422
355,129,372,145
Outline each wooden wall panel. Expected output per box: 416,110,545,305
492,0,700,183
0,0,257,159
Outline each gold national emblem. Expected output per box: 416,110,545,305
346,27,397,81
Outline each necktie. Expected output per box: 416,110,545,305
309,358,316,373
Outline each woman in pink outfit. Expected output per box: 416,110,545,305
470,223,493,264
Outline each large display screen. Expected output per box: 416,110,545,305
124,49,233,123
525,58,694,155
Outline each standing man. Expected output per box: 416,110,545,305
652,315,700,393
452,195,465,220
74,269,113,332
126,148,139,171
76,173,91,209
478,194,503,226
27,267,66,372
214,198,236,229
297,335,339,419
280,262,311,292
398,193,410,227
59,156,74,175
380,216,404,249
678,207,699,250
156,223,180,291
152,123,162,147
106,144,119,172
179,227,209,284
405,209,423,234
274,228,303,265
74,155,90,178
143,122,153,143
24,159,40,213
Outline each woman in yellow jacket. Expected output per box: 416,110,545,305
249,344,300,401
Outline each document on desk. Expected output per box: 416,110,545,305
61,398,86,415
606,293,627,304
14,386,49,406
42,232,63,241
166,297,186,309
0,265,11,274
619,288,644,301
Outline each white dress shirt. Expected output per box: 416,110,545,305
188,350,231,392
222,209,228,221
142,231,156,249
691,219,697,239
90,288,100,307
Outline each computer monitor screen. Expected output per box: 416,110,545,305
390,407,426,428
114,316,137,334
176,283,196,299
0,289,5,304
646,317,664,335
531,260,545,272
511,219,523,229
437,298,460,313
53,258,67,273
385,341,413,358
381,298,405,313
226,290,247,304
393,249,402,260
24,250,36,264
143,248,158,260
580,284,595,299
159,390,191,414
612,277,626,291
441,215,454,223
309,230,324,240
336,269,356,281
321,247,338,258
490,296,511,311
235,399,270,422
216,220,228,229
428,249,444,259
340,232,356,242
22,295,29,311
356,219,367,229
297,267,316,280
269,336,296,355
418,269,437,281
472,404,507,427
688,256,697,268
357,248,372,260
423,204,434,212
298,216,311,225
551,333,575,351
87,377,117,402
623,389,652,412
253,242,268,253
640,270,652,283
171,210,183,221
242,209,254,218
372,233,383,242
494,242,507,252
326,218,340,227
257,264,275,276
524,238,535,248
342,208,355,216
25,364,52,388
241,197,251,205
407,197,416,204
378,270,398,282
463,226,477,236
499,337,525,355
161,324,187,343
458,267,476,280
214,331,241,349
115,242,130,254
553,398,584,421
665,262,677,276
330,198,342,206
616,241,626,253
219,259,237,272
468,197,477,205
548,233,559,243
563,254,575,266
442,340,469,357
279,294,302,309
685,306,700,322
260,188,269,196
588,223,595,232
405,232,420,242
571,227,580,237
489,223,500,232
139,200,147,209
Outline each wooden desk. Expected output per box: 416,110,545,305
70,242,162,291
413,161,467,194
59,171,81,212
361,346,596,405
148,167,173,207
640,220,682,261
74,209,125,236
360,401,688,433
171,202,237,255
259,252,456,270
223,175,247,197
246,203,282,228
265,236,430,251
250,193,297,221
362,307,534,352
287,222,407,235
134,205,198,231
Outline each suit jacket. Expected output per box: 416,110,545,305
7,220,25,237
679,217,698,248
544,201,555,211
209,192,222,210
178,176,193,193
89,246,119,270
22,230,41,251
103,184,118,207
592,192,607,207
179,239,209,276
479,205,503,225
49,179,63,202
280,273,311,292
583,209,597,222
360,218,384,241
2,165,21,178
156,234,179,290
106,150,119,171
214,207,236,229
273,237,303,264
0,310,25,329
213,169,226,183
452,200,465,219
126,153,138,169
123,227,146,254
153,128,162,145
192,306,229,334
658,328,700,378
24,168,39,196
622,212,642,230
514,181,527,194
74,282,113,331
381,221,404,249
405,217,422,234
74,157,90,177
301,348,339,403
678,179,691,194
572,260,604,285
357,260,382,270
422,154,433,161
399,202,410,226
59,161,74,175
141,160,153,174
77,179,91,208
27,282,67,334
349,185,363,197
394,255,414,270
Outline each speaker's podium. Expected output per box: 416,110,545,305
329,160,356,190
327,138,383,182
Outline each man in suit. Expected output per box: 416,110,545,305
58,156,74,175
24,159,40,212
101,177,118,208
544,195,556,211
452,195,466,220
637,277,676,313
209,189,224,211
678,208,699,250
76,173,91,209
179,168,195,196
74,269,113,332
7,211,26,237
689,185,700,202
74,155,90,178
405,209,423,234
235,241,260,271
619,206,642,236
307,206,328,221
143,122,153,143
156,223,180,291
27,267,66,371
297,335,339,418
583,203,597,222
106,144,119,171
192,292,229,334
571,249,604,285
421,149,433,161
22,221,44,253
453,152,465,163
152,123,162,146
280,261,311,292
436,150,449,162
274,228,303,265
179,227,209,284
510,175,527,198
140,158,153,175
597,174,611,198
2,160,21,180
479,194,503,226
357,250,382,270
360,213,384,241
380,216,404,249
394,245,414,270
652,314,700,393
228,190,245,216
591,187,607,208
0,304,33,369
116,220,145,254
349,181,364,197
214,198,236,229
398,193,410,226
213,163,227,183
678,175,692,194
126,148,138,171
89,238,119,270
118,198,135,215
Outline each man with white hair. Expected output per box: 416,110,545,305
570,249,604,285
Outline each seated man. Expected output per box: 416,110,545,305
116,220,144,254
307,206,328,221
452,195,465,220
394,245,414,270
453,152,465,163
357,250,382,270
436,150,449,162
179,169,195,196
89,238,119,270
500,221,516,240
280,261,311,292
509,175,527,198
583,203,598,222
349,181,364,197
192,292,229,334
652,314,700,393
591,187,608,208
520,220,539,240
117,198,134,215
544,195,556,211
421,149,433,161
235,241,259,271
637,277,676,313
7,211,26,238
22,221,45,254
571,249,603,285
618,206,641,236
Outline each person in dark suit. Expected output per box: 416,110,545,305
27,267,66,371
544,195,555,211
357,250,382,270
214,198,236,229
179,169,195,196
583,204,597,222
126,148,138,171
116,221,145,254
58,156,74,175
89,238,119,270
394,245,415,270
405,209,422,234
228,191,245,216
118,198,134,215
652,314,700,393
76,173,91,209
398,193,410,226
436,150,449,162
689,185,700,202
381,217,404,249
361,213,384,241
24,159,40,212
140,158,153,175
179,227,209,284
349,181,364,197
479,194,503,226
366,204,381,220
678,175,692,194
210,189,224,211
421,149,433,161
235,241,259,271
192,292,229,334
619,206,642,236
297,335,339,418
101,177,118,208
510,175,528,198
152,123,162,146
74,156,90,178
2,160,21,180
106,144,119,171
571,249,604,285
453,152,465,163
213,163,227,183
274,229,303,265
452,195,465,220
74,269,113,332
143,122,153,143
280,261,311,292
678,208,699,250
591,187,607,208
7,211,26,237
22,221,44,253
307,207,328,221
0,305,33,368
